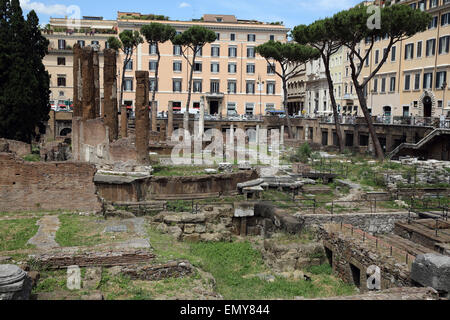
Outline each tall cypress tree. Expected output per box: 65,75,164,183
0,0,50,143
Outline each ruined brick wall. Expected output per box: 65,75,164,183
320,226,411,293
0,153,101,212
145,170,258,199
0,138,31,157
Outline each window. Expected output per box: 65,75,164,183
91,41,99,47
418,0,425,11
246,63,255,74
105,41,110,49
423,72,433,89
57,76,66,87
149,44,157,54
247,34,256,42
194,62,202,72
436,71,447,89
269,35,275,41
247,47,255,58
426,39,436,57
228,81,237,94
58,39,66,50
77,40,85,48
173,61,182,72
373,78,378,92
149,78,157,92
405,43,414,60
215,33,220,41
124,78,133,91
193,80,202,93
227,102,237,115
246,81,255,94
173,45,181,56
210,80,220,93
267,82,275,95
193,102,200,109
228,46,237,57
381,78,386,93
439,36,450,54
57,57,66,66
245,103,254,115
125,60,133,71
429,0,438,8
414,73,421,90
389,76,396,92
404,74,411,91
149,61,157,71
173,79,182,92
211,63,220,73
429,16,438,29
417,41,422,58
442,12,450,26
230,33,236,41
375,50,379,64
211,46,220,57
195,46,202,56
267,62,276,74
228,63,237,74
391,46,396,61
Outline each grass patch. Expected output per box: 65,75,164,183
0,218,38,251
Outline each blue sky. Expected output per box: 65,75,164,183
20,0,361,29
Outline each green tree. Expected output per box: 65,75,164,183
255,41,319,138
172,26,216,131
107,30,143,109
0,0,50,143
331,4,430,160
141,23,176,131
292,18,345,153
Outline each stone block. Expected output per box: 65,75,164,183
411,254,450,293
183,234,201,243
184,224,196,234
234,202,255,217
195,224,206,233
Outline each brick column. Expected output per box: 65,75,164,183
103,48,118,141
120,105,128,138
151,101,158,132
93,49,100,118
135,71,150,164
80,46,96,121
73,44,82,118
167,101,174,140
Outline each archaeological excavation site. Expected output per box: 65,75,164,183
1,1,450,310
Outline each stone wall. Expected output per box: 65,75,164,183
0,153,102,212
320,225,411,292
0,138,31,157
151,206,234,242
145,170,258,200
296,211,413,234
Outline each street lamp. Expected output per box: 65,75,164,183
442,81,447,117
257,75,265,118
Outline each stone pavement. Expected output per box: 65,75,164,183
27,216,60,250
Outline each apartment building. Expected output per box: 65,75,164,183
117,13,289,116
43,16,118,111
362,0,450,118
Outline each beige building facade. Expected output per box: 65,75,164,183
117,13,289,116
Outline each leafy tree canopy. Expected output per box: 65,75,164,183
141,23,176,45
118,29,144,51
256,41,319,67
172,25,216,49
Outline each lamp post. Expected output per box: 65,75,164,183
257,75,265,118
442,81,447,117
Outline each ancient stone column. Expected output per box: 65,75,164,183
103,48,118,141
93,49,100,118
80,46,96,121
167,101,174,140
120,105,128,138
151,101,158,133
73,44,82,118
280,125,285,146
135,71,150,164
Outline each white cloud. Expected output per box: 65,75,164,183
179,2,191,8
20,0,70,16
